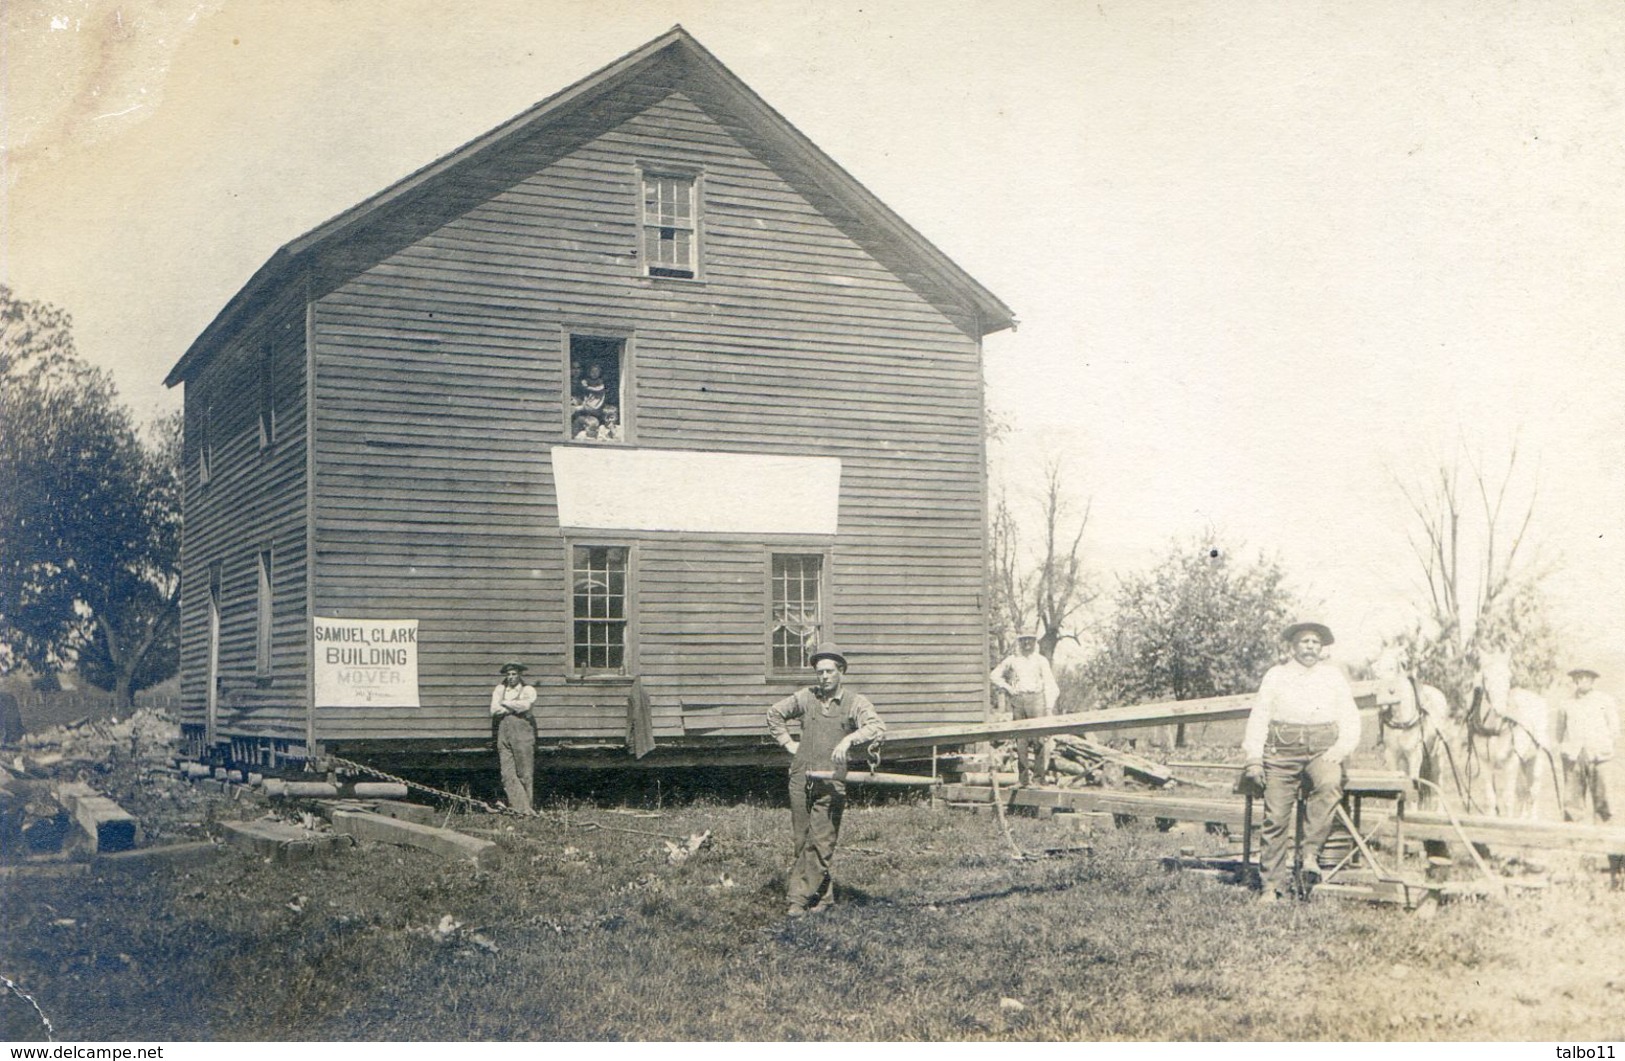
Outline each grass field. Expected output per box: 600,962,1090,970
4,771,1624,1042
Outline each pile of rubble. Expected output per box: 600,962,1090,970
0,707,214,861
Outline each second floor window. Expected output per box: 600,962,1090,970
567,335,627,443
641,172,697,279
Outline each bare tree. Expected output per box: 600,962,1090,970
987,459,1094,663
1391,442,1559,701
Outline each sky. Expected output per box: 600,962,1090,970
4,0,1623,686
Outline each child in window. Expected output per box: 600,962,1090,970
572,410,603,442
601,406,622,441
579,363,607,413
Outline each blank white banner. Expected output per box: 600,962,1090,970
551,446,840,534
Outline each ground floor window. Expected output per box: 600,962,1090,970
770,553,824,672
572,544,629,674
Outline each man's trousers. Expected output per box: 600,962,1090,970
1564,755,1612,823
787,771,846,910
1010,690,1052,785
1260,722,1343,896
496,713,536,813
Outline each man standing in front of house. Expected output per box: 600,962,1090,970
990,628,1060,786
491,662,538,814
767,643,886,918
1558,666,1618,823
1240,621,1361,902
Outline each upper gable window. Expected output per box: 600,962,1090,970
639,170,699,280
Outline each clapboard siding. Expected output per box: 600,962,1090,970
169,40,1009,759
308,85,988,745
177,286,310,745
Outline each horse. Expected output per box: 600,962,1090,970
1370,646,1462,805
1465,651,1553,820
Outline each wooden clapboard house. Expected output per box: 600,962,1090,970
164,27,1014,769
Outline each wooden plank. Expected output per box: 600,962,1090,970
883,684,1378,750
326,809,501,868
1401,812,1625,856
219,819,345,863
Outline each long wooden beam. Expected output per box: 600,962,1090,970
1401,811,1625,857
880,682,1378,751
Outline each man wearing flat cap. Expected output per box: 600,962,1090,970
766,643,886,917
1240,621,1361,902
491,662,538,814
1558,666,1618,823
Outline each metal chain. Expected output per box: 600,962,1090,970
323,754,517,816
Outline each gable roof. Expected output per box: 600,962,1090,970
165,26,1014,387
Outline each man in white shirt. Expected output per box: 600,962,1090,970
491,662,538,814
1240,621,1361,902
1558,666,1618,823
990,630,1061,786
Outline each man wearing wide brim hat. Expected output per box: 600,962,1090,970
766,642,886,917
1239,621,1361,902
1558,665,1618,823
989,628,1060,786
490,662,538,814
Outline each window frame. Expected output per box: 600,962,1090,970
254,546,273,679
764,548,832,681
257,347,277,450
634,164,703,282
564,539,638,681
196,402,212,487
560,329,635,445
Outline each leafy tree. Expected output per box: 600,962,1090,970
0,286,181,706
1389,446,1559,703
1079,530,1297,735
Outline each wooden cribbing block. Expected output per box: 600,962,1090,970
327,809,501,869
369,800,442,826
220,820,344,863
55,781,141,853
348,782,410,799
71,795,141,853
263,780,341,798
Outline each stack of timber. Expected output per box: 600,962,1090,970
1050,734,1175,787
941,781,1248,831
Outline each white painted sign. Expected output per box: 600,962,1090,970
551,447,840,535
313,618,421,707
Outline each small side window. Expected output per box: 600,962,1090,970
257,348,276,449
197,404,212,486
255,548,273,678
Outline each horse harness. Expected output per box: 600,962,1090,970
1467,684,1514,739
1378,678,1427,732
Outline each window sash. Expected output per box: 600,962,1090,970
641,174,696,278
257,349,276,448
770,554,823,672
571,545,629,674
255,549,272,677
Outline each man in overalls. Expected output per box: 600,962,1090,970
766,643,886,918
1240,621,1361,902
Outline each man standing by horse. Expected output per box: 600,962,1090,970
1241,621,1362,902
1558,666,1619,823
